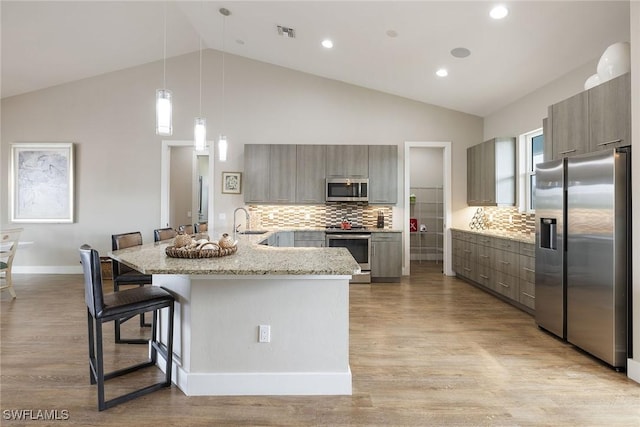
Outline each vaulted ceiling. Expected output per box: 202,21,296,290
1,1,630,117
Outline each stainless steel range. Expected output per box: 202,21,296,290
325,226,371,283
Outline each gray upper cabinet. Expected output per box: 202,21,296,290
244,144,270,203
368,145,397,204
296,145,326,204
269,145,297,203
551,91,589,159
589,72,631,152
244,144,296,204
467,137,515,206
325,145,368,177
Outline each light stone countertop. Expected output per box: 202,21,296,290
109,231,361,276
451,227,535,244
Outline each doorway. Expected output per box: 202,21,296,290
404,142,453,277
160,140,213,230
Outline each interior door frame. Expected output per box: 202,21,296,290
160,140,214,229
403,141,453,276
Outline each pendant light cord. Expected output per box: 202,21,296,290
221,11,226,130
162,1,167,88
199,35,203,115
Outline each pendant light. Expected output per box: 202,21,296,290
218,8,231,161
194,20,207,150
156,2,172,136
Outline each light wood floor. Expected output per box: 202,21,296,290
2,262,639,426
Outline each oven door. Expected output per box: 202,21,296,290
325,233,371,271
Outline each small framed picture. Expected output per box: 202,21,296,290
222,172,242,194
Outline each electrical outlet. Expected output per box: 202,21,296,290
258,325,271,343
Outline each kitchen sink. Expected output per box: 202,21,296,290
239,230,268,235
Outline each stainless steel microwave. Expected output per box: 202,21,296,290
326,178,369,202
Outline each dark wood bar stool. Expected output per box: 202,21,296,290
79,245,174,411
154,227,177,242
111,232,153,343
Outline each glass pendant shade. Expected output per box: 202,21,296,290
194,117,207,150
156,89,173,136
218,135,228,161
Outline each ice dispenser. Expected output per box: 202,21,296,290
540,218,557,250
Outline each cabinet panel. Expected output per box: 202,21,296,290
589,73,631,152
493,249,519,277
369,145,397,204
477,244,492,267
244,144,271,203
551,91,589,159
326,145,368,177
519,279,536,309
371,233,402,279
495,271,519,300
296,145,326,203
467,138,515,206
476,264,493,289
466,145,481,205
269,145,297,203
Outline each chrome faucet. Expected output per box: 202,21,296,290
233,207,250,240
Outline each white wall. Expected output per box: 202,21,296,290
0,49,482,270
409,147,443,187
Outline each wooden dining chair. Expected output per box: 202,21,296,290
1,228,23,299
154,227,177,242
178,224,194,235
111,232,153,343
79,244,174,411
194,222,208,233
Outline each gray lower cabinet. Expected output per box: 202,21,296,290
371,232,402,281
296,145,326,204
294,231,325,247
368,145,397,204
452,230,534,313
268,231,294,247
325,145,368,178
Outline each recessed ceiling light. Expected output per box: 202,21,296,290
490,5,509,20
451,47,471,58
386,30,398,38
436,68,448,77
321,39,334,49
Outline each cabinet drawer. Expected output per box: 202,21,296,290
494,271,519,300
477,245,492,267
372,232,401,242
294,231,325,241
519,242,535,257
452,230,477,243
493,249,519,276
457,260,477,282
519,279,535,309
476,264,493,289
476,235,493,247
519,255,535,283
491,237,518,252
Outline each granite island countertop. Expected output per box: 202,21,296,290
109,232,361,276
451,227,535,244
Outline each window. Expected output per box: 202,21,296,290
524,128,544,212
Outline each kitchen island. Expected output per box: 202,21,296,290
109,233,360,396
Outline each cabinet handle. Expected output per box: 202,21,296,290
597,139,622,147
498,281,510,288
559,148,577,155
464,250,472,254
523,267,535,273
463,267,472,272
500,261,510,265
480,255,489,259
522,292,535,299
480,274,489,279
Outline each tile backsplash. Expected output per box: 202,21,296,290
248,204,394,229
470,206,535,235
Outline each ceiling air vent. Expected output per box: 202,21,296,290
277,25,296,38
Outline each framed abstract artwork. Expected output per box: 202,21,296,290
10,142,74,223
222,172,242,194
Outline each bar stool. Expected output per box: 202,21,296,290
0,228,23,299
154,227,177,242
178,224,194,235
111,232,152,343
79,245,174,411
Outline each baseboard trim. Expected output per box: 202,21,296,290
157,353,352,396
13,266,83,274
627,358,640,384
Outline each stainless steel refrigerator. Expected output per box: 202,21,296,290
535,147,630,369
